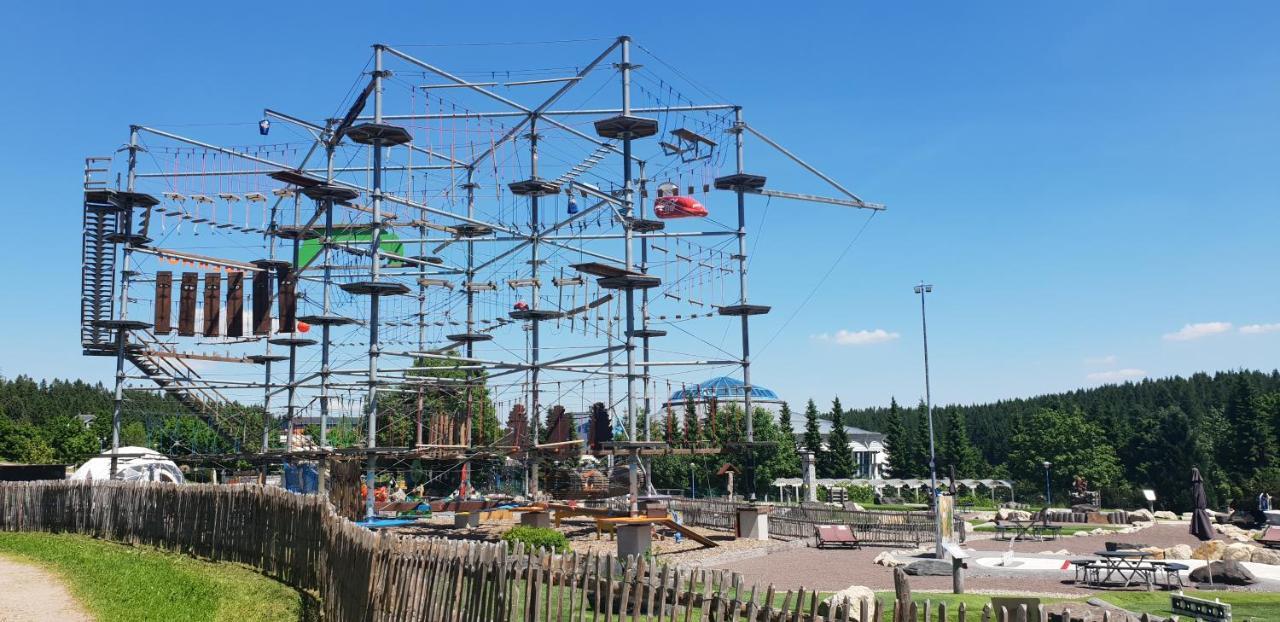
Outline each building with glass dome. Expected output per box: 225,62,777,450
664,376,886,478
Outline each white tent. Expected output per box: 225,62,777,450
71,446,185,484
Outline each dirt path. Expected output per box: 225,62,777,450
0,555,93,622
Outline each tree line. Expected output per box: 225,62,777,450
839,370,1280,512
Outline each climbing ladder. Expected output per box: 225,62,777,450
554,143,612,187
81,158,117,354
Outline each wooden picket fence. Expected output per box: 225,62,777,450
666,497,964,547
0,481,1168,621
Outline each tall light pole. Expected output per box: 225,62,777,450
915,281,942,558
1043,461,1053,506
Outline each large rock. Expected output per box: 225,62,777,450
1192,540,1226,561
1251,547,1280,565
1221,542,1256,562
1189,560,1257,585
997,508,1032,521
817,585,875,618
873,552,905,567
1139,546,1166,560
1164,544,1193,560
903,559,952,576
1129,509,1155,523
1153,510,1179,521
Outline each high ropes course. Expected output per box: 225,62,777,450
80,35,884,518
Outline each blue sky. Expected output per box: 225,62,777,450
0,2,1276,411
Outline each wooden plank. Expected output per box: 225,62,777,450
203,272,222,336
277,266,296,332
252,269,271,335
154,271,173,334
225,271,244,337
177,272,198,336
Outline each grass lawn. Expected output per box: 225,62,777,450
875,590,1280,621
0,532,310,622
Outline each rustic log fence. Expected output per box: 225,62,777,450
667,497,966,547
1,482,1167,621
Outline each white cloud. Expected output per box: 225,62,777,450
813,328,901,346
1241,323,1280,335
1086,368,1147,383
1162,322,1233,342
1084,355,1118,366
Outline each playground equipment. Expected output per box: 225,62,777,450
79,36,883,535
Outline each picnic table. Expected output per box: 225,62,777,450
993,519,1061,541
1088,550,1156,590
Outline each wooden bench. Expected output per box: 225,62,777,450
814,524,861,549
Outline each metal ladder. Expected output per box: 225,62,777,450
81,158,117,353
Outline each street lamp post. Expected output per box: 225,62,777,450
1043,461,1053,506
914,281,943,559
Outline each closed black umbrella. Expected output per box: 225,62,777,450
1190,467,1214,541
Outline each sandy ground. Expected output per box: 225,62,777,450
387,513,772,563
0,555,93,622
704,523,1260,595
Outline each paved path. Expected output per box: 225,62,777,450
0,555,93,622
705,522,1274,594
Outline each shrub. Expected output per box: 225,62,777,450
847,485,875,504
501,526,569,553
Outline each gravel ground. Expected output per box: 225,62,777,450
0,555,92,622
704,523,1247,594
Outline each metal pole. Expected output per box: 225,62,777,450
317,144,335,498
618,36,643,517
731,108,757,501
109,127,141,479
916,281,942,558
1044,462,1052,506
285,183,301,455
365,47,385,521
528,115,542,499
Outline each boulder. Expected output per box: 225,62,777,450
817,585,875,618
1139,546,1165,560
903,559,952,576
1189,560,1257,585
1164,544,1193,560
997,508,1032,521
873,552,905,567
1222,542,1256,562
1129,509,1155,523
1153,510,1179,521
1191,540,1226,561
1251,547,1280,565
842,502,866,512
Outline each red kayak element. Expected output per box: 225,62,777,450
654,195,708,219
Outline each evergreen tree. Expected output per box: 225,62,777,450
773,402,802,479
882,398,913,477
820,398,854,478
940,407,983,477
801,398,826,471
910,401,933,478
1225,376,1275,480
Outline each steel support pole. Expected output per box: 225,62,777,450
365,47,385,521
317,145,336,497
109,127,141,479
619,36,643,517
285,186,301,455
527,117,542,499
731,108,756,501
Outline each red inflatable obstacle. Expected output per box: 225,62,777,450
654,195,707,219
